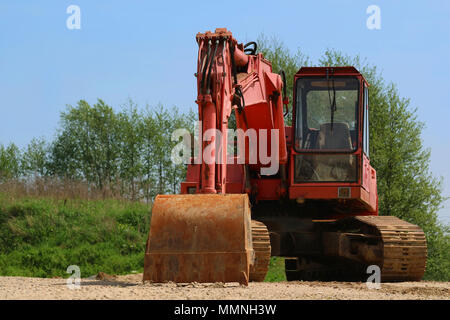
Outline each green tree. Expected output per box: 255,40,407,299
46,98,194,202
22,137,49,177
140,107,157,202
51,99,120,191
0,143,22,181
139,105,195,198
164,107,196,194
48,128,81,180
117,100,144,200
147,105,183,196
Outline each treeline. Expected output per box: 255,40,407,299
0,100,195,202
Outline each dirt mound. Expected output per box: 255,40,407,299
95,272,118,281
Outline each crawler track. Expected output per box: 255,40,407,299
355,216,427,281
284,216,428,282
249,220,271,282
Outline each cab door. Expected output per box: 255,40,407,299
362,85,371,192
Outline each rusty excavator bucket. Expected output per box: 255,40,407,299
143,194,255,285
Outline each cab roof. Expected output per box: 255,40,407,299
294,66,368,85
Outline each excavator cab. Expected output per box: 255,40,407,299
289,67,378,214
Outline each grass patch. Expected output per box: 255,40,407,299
265,257,286,282
0,194,150,278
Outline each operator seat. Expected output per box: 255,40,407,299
312,122,355,181
317,122,352,150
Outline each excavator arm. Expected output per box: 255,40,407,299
194,28,287,194
143,28,280,285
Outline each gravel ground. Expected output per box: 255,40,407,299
0,274,448,300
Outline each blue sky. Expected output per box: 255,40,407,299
0,0,449,223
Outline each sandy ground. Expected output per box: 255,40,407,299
0,273,448,300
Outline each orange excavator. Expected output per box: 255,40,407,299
143,28,427,285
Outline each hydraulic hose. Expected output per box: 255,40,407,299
206,39,219,94
244,41,257,55
229,40,238,85
201,40,212,94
